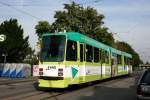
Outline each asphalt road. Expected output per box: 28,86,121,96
56,77,137,100
0,81,37,99
0,71,142,100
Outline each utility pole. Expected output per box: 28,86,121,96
0,34,7,66
2,53,7,65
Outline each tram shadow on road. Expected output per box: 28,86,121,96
79,85,137,100
33,81,91,93
33,76,133,94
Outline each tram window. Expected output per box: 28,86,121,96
129,58,132,65
124,57,126,64
66,40,77,61
94,47,99,62
99,49,102,62
41,35,66,62
112,53,118,64
126,57,130,65
126,58,132,65
105,51,109,64
124,57,128,65
80,44,83,62
101,50,109,63
86,45,93,62
117,55,122,64
101,50,105,63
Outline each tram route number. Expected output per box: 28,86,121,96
46,66,56,70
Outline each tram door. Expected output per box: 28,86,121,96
79,43,85,83
111,56,117,77
66,40,80,84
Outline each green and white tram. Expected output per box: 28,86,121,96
38,32,132,88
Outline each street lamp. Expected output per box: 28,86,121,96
2,53,7,64
0,34,7,66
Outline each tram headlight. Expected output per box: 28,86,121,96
39,68,43,75
39,68,43,71
58,68,63,71
39,72,43,75
58,68,63,76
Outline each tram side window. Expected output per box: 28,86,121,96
105,51,109,64
127,58,132,65
99,49,102,62
101,50,109,63
124,57,128,65
94,47,99,63
129,58,132,65
86,45,93,62
80,44,83,62
112,53,118,65
101,50,105,63
117,55,122,64
66,40,77,61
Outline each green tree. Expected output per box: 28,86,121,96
93,27,114,46
35,21,51,38
0,19,32,63
115,41,142,67
53,2,115,46
35,2,141,67
35,2,115,46
23,49,38,65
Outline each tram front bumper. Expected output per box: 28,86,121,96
38,79,68,88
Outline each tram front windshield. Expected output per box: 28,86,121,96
40,35,66,62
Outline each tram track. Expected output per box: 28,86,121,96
0,78,37,85
0,86,37,99
0,80,66,100
0,74,138,100
0,87,67,100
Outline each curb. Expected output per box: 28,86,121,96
0,77,37,85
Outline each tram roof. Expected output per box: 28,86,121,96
42,32,132,58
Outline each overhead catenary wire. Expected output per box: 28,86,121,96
0,1,41,20
0,4,54,7
107,28,125,42
69,0,102,5
69,0,124,42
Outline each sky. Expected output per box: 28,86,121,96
0,0,150,63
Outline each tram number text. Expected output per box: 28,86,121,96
46,66,56,70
